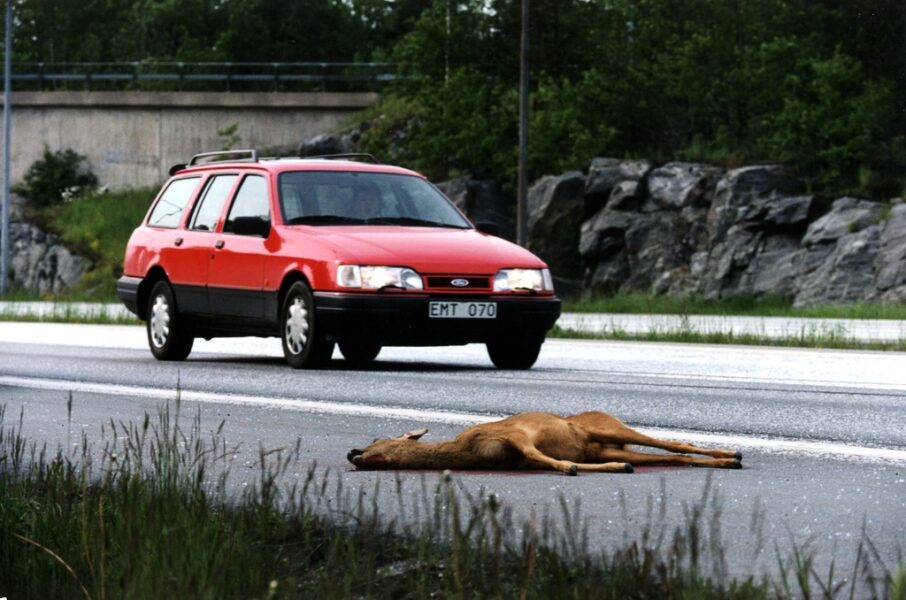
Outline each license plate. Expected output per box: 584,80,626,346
429,301,497,319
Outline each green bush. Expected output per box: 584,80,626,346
15,148,98,209
760,53,894,192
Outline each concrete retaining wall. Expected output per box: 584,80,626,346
1,91,378,190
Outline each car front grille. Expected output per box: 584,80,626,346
425,276,492,291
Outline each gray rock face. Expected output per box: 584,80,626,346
584,158,652,216
578,208,637,263
624,213,689,290
298,133,348,157
540,158,900,306
527,171,586,278
643,162,721,211
7,220,93,295
297,122,369,157
709,165,805,245
802,197,881,246
586,250,629,295
795,226,882,306
436,177,515,241
606,180,641,211
874,204,906,301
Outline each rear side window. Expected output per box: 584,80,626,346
224,175,269,232
147,177,201,228
190,175,238,231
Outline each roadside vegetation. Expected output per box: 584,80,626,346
562,294,906,321
26,187,154,301
1,401,902,599
551,326,906,353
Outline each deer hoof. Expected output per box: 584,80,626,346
731,459,742,469
624,463,634,474
734,451,743,461
566,464,578,476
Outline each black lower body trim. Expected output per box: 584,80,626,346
116,276,142,317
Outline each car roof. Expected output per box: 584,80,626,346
171,153,425,179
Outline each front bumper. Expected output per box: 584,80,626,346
314,292,561,346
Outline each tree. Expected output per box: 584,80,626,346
762,53,893,191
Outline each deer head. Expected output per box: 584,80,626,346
347,428,428,469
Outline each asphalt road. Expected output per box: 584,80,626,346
1,322,905,588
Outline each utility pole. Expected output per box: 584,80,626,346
1,0,11,295
516,0,529,248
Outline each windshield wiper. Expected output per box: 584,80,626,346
286,215,368,225
365,216,468,229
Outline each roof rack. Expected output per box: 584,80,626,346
301,153,381,164
188,149,259,166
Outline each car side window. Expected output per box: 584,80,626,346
146,177,201,228
189,174,238,231
224,175,270,234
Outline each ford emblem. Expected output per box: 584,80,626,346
451,278,470,287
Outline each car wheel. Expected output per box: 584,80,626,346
281,281,335,369
339,341,382,367
146,280,194,361
486,339,542,369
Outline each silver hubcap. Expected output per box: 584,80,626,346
149,293,170,348
285,297,309,355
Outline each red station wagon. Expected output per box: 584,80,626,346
117,150,561,369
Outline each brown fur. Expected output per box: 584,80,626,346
347,411,742,475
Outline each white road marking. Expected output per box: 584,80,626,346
3,375,905,465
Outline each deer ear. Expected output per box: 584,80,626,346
400,428,428,440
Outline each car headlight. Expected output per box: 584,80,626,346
337,265,424,290
493,268,554,292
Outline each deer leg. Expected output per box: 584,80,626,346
515,444,583,475
588,426,742,461
594,447,741,469
503,437,622,476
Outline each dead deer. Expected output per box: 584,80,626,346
347,411,742,475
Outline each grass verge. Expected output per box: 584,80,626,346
28,188,155,301
549,326,906,352
1,400,903,599
563,293,906,320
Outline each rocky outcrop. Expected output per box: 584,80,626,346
584,158,651,216
435,177,515,241
2,194,93,295
561,159,901,305
873,204,906,302
527,172,586,279
297,122,371,157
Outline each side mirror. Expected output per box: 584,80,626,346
474,221,500,236
229,216,271,238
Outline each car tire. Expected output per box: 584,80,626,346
339,341,382,367
281,281,335,369
486,339,542,369
146,280,194,361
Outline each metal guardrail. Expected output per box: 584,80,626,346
3,61,399,92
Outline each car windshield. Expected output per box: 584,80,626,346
278,171,471,229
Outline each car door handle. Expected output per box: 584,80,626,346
215,240,225,249
174,237,183,246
